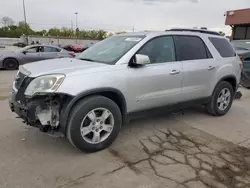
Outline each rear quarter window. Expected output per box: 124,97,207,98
209,37,236,58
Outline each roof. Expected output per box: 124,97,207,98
27,44,62,48
225,8,250,25
167,28,221,36
118,29,223,38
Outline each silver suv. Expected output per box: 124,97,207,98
9,29,242,152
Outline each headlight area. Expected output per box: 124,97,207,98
25,74,65,96
10,74,72,134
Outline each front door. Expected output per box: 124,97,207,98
20,46,42,63
126,36,183,112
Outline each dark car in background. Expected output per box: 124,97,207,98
231,40,250,88
0,44,75,70
13,42,27,48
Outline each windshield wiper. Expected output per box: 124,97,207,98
78,58,95,62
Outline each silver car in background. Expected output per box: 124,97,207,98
0,45,75,70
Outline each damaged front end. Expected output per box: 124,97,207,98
10,93,71,136
9,70,72,136
36,96,60,131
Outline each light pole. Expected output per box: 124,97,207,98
22,0,29,45
75,12,78,44
75,12,78,30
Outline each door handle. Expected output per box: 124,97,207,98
170,70,180,75
208,66,215,70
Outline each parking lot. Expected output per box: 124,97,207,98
2,70,250,188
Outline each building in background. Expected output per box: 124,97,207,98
225,8,250,40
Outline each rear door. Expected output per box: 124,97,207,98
173,35,216,101
40,46,61,60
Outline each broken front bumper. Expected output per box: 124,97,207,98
9,71,73,135
9,90,46,129
9,89,71,134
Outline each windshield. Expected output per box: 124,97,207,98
77,35,145,64
231,41,250,50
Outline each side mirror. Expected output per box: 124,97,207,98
22,51,27,54
135,54,150,65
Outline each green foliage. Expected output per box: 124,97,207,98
0,16,108,40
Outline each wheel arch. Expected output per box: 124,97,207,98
218,75,237,92
60,87,127,134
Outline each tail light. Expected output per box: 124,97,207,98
69,52,76,57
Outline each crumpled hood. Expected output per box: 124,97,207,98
22,58,106,77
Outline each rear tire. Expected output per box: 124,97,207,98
207,81,234,116
4,58,19,70
67,96,122,153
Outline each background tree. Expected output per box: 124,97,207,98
0,16,109,40
1,16,15,27
47,28,61,37
61,27,74,37
18,21,34,35
34,30,47,36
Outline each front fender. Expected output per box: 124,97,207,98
59,87,127,134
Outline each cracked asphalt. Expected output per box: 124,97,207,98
1,70,250,188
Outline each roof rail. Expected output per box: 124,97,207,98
166,28,221,36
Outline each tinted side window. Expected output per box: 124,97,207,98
26,47,38,53
174,36,208,61
209,37,236,58
137,36,176,64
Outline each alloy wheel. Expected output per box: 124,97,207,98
217,88,231,111
80,108,114,144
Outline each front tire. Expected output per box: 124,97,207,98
67,96,122,153
4,58,19,70
207,81,234,116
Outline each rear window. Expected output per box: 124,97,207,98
209,37,236,58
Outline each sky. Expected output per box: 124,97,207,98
0,0,249,35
